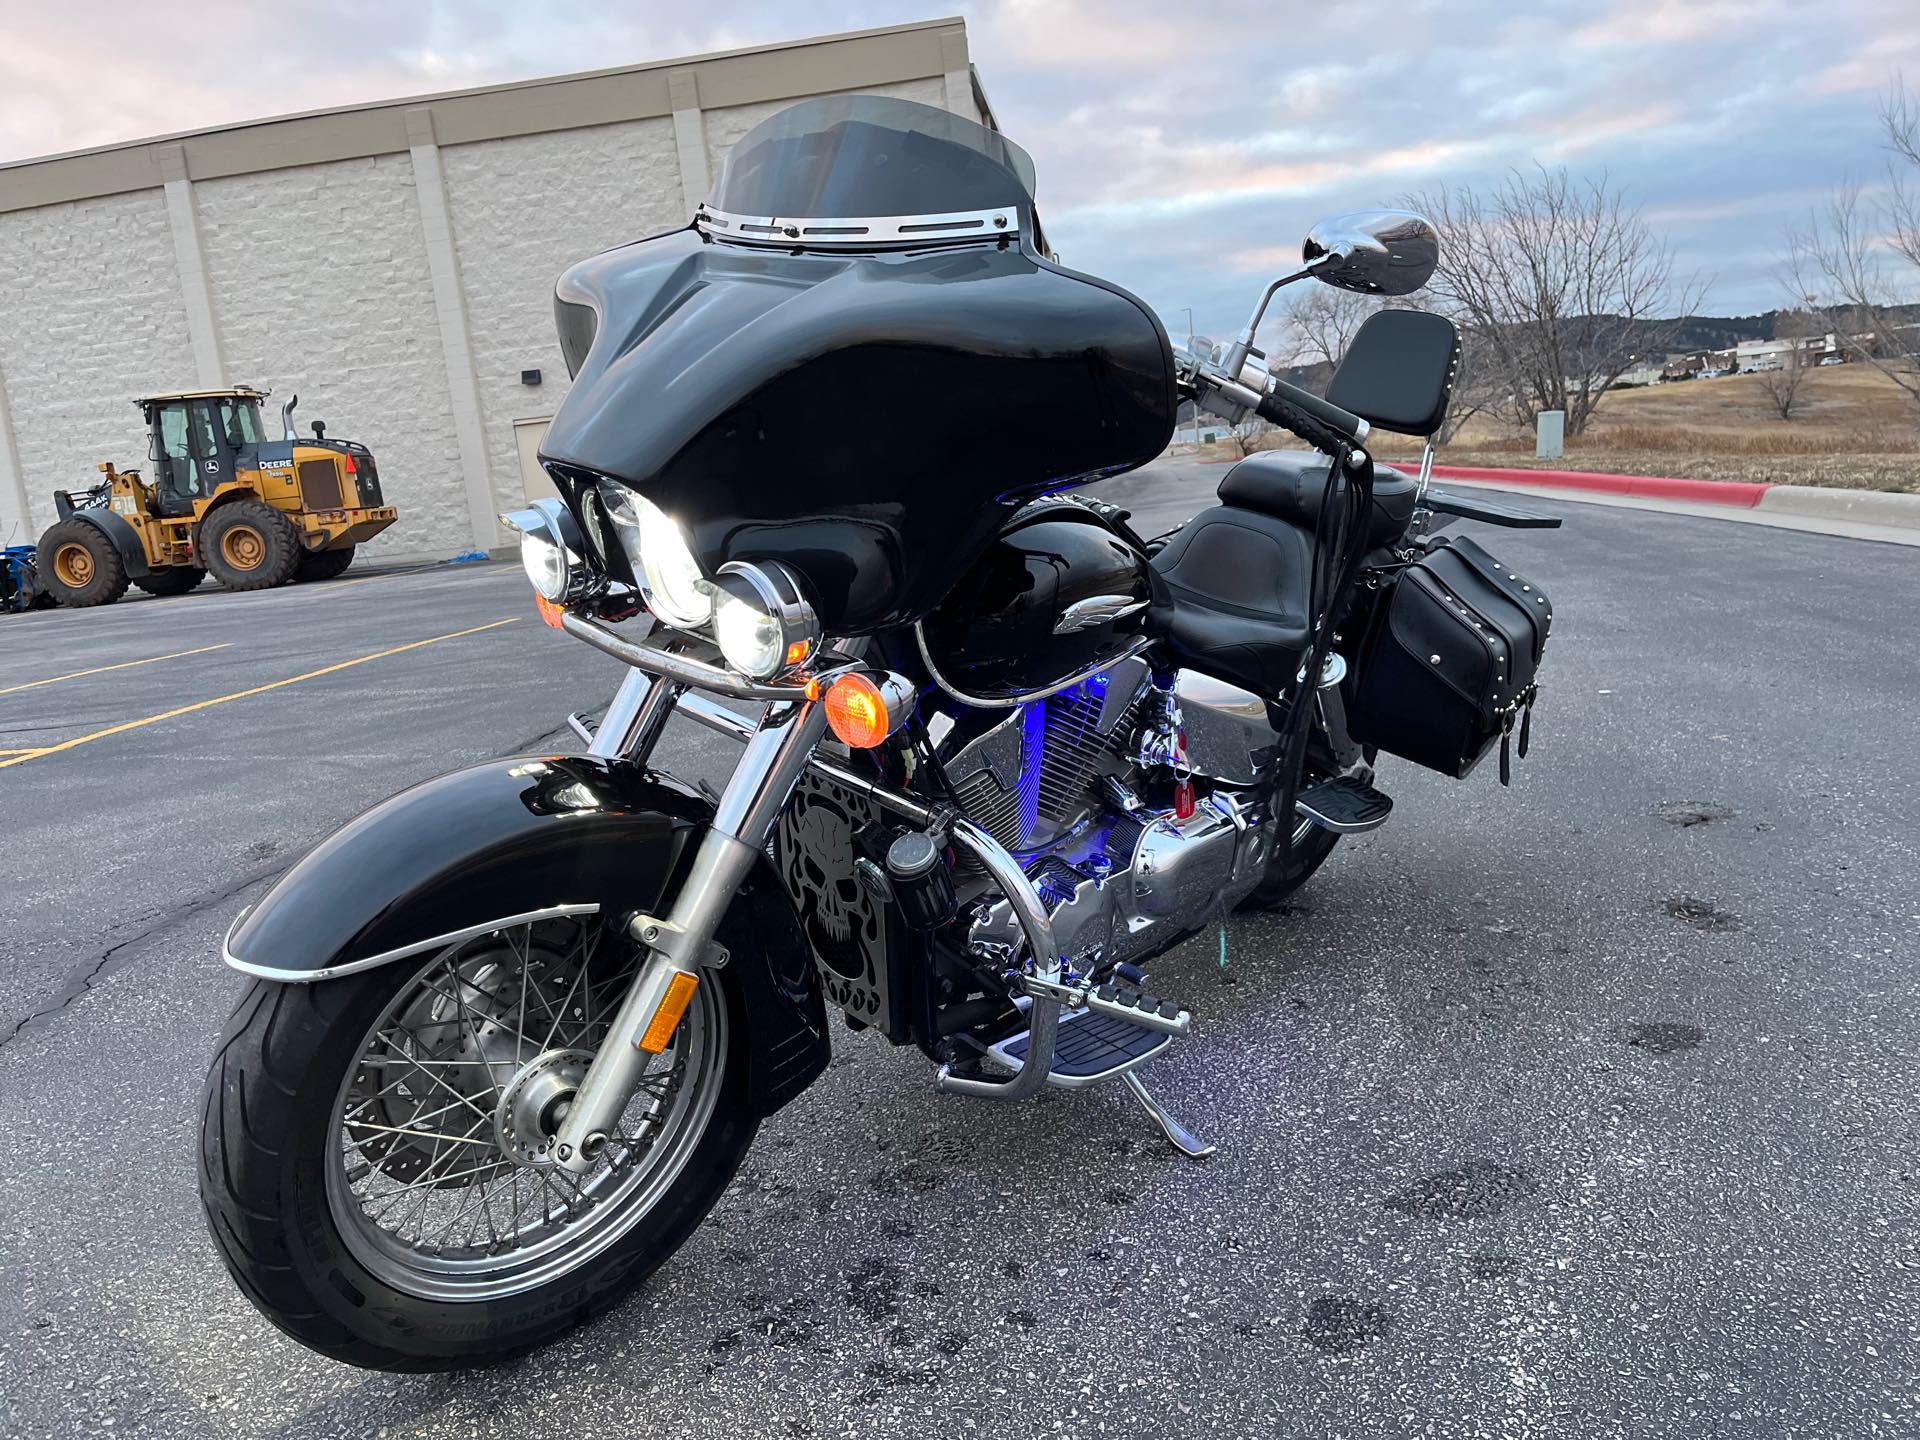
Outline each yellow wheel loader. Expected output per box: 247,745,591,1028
35,388,398,607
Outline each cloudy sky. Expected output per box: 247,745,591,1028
3,0,1914,340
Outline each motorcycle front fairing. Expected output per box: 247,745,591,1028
539,103,1177,634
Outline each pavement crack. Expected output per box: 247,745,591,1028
0,861,288,1055
5,723,582,1055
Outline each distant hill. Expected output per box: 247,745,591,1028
1277,303,1920,387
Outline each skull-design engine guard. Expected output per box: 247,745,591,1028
546,635,1063,1175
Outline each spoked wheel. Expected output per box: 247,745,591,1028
200,915,754,1370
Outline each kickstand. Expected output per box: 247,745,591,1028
1123,1072,1215,1160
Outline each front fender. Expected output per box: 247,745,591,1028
224,754,830,1118
68,509,151,578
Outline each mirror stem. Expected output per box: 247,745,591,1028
1222,256,1337,381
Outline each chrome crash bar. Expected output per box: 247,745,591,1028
569,617,1063,1102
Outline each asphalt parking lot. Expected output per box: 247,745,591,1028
2,464,1917,1438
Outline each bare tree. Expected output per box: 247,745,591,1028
1282,285,1378,370
1409,166,1706,436
1217,415,1274,458
1787,79,1920,417
1755,307,1820,420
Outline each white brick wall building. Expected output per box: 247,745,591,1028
0,20,988,560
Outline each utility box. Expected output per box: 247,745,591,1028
1536,410,1565,460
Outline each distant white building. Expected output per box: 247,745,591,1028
0,20,994,557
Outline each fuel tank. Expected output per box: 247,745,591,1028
915,503,1157,705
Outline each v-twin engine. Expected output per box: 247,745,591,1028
942,665,1281,972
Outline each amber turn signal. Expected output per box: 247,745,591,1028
823,671,913,749
638,970,700,1053
534,593,566,629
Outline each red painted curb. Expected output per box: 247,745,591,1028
1430,465,1772,509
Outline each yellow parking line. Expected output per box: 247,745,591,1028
0,619,519,770
0,642,234,697
0,748,45,756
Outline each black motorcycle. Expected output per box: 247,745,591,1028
199,96,1559,1369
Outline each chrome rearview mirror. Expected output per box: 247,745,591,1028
1303,210,1438,296
1219,209,1440,382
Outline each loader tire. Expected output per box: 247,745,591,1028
201,501,301,591
293,545,355,583
133,566,206,598
38,520,129,608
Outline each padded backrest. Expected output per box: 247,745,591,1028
1325,309,1460,438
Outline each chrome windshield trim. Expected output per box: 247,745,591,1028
695,203,1020,248
223,904,603,984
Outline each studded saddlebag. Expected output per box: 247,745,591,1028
1348,535,1552,781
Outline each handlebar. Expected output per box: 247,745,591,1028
1260,377,1370,446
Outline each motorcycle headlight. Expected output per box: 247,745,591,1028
712,561,821,679
596,482,711,628
520,532,569,601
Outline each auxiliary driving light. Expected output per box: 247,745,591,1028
712,560,821,679
501,499,592,605
596,482,712,628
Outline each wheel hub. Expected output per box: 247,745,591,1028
494,1049,593,1168
222,526,264,569
54,543,93,586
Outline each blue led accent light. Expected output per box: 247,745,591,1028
1016,700,1046,844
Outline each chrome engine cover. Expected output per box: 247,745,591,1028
968,792,1273,972
1174,671,1282,785
946,661,1284,975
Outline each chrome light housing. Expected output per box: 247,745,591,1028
596,481,712,628
712,560,821,679
501,498,593,603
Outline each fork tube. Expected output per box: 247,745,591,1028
552,698,827,1172
588,670,683,763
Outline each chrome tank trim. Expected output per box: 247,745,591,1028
223,903,603,984
914,623,1153,709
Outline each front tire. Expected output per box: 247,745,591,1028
199,500,301,591
38,520,129,607
199,915,753,1370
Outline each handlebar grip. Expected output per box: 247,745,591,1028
1261,378,1370,445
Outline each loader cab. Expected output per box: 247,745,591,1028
143,390,268,519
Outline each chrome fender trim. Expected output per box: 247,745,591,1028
222,903,602,984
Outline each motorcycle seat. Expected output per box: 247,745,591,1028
1217,448,1419,552
1149,502,1315,698
1147,454,1419,699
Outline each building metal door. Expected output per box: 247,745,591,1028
513,417,557,503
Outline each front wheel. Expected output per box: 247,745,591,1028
37,520,129,607
198,914,753,1370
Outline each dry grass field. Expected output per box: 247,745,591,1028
1199,365,1920,492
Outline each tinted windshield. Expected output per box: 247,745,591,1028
708,95,1036,222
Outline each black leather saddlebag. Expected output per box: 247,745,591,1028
1348,535,1552,780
